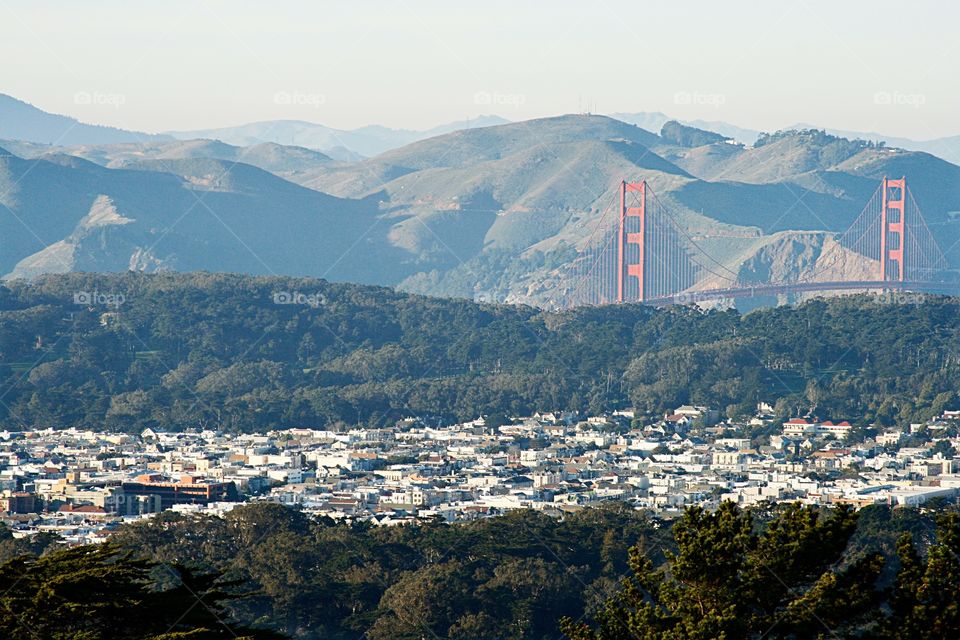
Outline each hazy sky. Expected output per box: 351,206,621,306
1,0,956,138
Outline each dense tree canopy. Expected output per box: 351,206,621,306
563,503,960,640
0,543,284,639
2,502,960,638
562,503,884,639
1,272,958,432
109,502,657,640
888,512,960,639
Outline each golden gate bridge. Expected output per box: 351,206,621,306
567,177,958,306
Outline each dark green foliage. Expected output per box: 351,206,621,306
660,120,729,147
563,503,960,640
887,513,960,639
0,543,285,639
0,522,59,564
110,502,656,640
753,128,884,162
561,502,884,639
930,439,956,458
2,272,959,432
7,502,960,639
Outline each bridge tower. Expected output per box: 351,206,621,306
880,176,906,282
570,174,950,309
617,180,646,302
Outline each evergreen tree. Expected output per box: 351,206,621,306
887,513,960,639
0,543,286,639
561,502,883,639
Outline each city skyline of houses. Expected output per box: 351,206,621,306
2,404,959,545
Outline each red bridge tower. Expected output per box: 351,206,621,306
617,180,647,302
880,177,906,282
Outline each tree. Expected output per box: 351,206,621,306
560,502,883,639
0,523,58,564
0,543,285,639
930,439,956,459
887,512,960,638
365,560,472,640
930,391,955,419
652,444,672,456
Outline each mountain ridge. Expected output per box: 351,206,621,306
0,93,171,145
165,114,512,158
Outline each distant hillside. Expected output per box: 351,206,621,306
0,149,401,284
166,115,511,158
4,138,338,181
790,122,960,167
611,111,762,145
297,114,668,197
671,129,888,183
663,129,960,233
660,120,731,147
0,93,170,145
614,110,960,167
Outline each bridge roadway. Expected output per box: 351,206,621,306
647,280,960,305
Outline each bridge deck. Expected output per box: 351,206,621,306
647,281,960,305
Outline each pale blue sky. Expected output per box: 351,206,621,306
0,0,956,138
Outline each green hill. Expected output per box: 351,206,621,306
1,272,958,432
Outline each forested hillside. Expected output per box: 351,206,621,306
0,272,958,432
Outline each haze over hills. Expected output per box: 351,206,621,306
614,111,960,167
165,114,512,158
2,138,339,183
166,110,960,170
789,122,960,167
0,92,512,159
6,90,957,175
